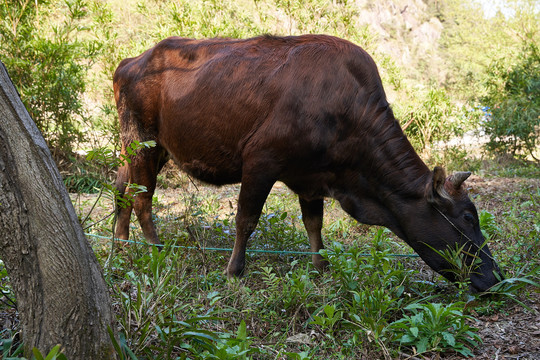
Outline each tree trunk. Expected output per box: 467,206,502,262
0,62,115,358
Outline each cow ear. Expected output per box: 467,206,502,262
433,166,446,193
427,166,448,205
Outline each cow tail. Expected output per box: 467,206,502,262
114,87,135,209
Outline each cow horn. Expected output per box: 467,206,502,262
449,171,471,189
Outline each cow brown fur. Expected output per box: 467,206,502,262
113,34,501,292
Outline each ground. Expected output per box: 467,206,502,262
75,173,540,359
458,176,540,360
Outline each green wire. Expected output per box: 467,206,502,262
84,233,420,258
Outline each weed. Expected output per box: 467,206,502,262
1,330,23,359
426,242,485,296
483,267,540,310
64,168,102,194
311,304,344,339
32,345,68,360
478,210,501,240
389,302,481,357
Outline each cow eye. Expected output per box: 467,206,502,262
463,212,474,223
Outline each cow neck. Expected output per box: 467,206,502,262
363,107,431,200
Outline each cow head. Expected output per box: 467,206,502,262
408,167,502,292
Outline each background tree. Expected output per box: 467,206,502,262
0,61,115,358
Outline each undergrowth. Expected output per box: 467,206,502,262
1,165,538,358
1,145,539,359
68,170,539,359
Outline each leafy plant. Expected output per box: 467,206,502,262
323,235,411,294
310,304,344,338
426,241,486,296
1,330,24,360
285,350,312,360
483,266,540,310
208,320,259,360
478,210,501,240
32,345,68,360
400,88,465,155
389,302,481,357
80,140,156,231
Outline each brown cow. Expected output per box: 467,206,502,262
113,34,501,292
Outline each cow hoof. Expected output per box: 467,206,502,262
313,256,329,272
226,261,245,278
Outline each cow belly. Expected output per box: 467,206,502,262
167,146,243,186
158,110,256,186
181,159,242,185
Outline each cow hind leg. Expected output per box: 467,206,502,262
114,163,132,240
227,170,276,278
299,197,329,271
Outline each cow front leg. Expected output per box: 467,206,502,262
299,197,329,271
227,175,275,278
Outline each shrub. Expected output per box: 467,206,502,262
481,40,540,161
399,88,465,156
0,0,102,157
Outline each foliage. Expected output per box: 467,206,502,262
1,341,67,360
481,40,540,160
31,345,68,360
428,0,539,162
72,173,537,358
1,330,24,359
429,0,500,99
485,270,540,310
72,140,155,228
388,302,481,357
428,242,485,295
478,210,501,240
86,140,157,173
0,262,20,358
398,87,465,155
0,0,101,156
432,0,538,99
4,169,539,358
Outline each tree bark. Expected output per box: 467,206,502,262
0,61,115,358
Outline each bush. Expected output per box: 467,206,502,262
0,0,100,157
482,40,540,161
398,88,464,155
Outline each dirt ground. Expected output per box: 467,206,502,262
471,302,540,360
454,176,540,360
